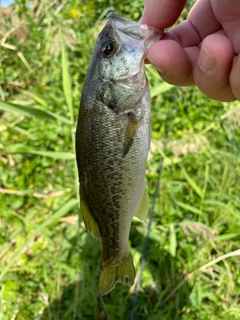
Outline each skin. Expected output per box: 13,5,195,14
140,0,240,102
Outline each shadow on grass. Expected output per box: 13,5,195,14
40,225,192,320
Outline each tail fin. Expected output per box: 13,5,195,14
99,253,135,296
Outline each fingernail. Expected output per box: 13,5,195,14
198,45,216,73
148,56,166,75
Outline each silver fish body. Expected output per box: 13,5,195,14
76,13,162,296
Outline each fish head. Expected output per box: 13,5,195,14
85,13,162,117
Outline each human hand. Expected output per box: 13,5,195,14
140,0,240,102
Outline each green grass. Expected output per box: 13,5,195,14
1,1,240,319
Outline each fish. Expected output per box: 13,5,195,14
75,12,162,296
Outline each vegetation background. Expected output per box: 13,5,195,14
0,0,239,319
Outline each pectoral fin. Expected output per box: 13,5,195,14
134,187,149,220
80,185,100,240
123,117,139,157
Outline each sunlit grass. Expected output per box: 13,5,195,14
0,1,240,319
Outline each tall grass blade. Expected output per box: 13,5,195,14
20,91,48,107
6,144,75,160
151,82,174,98
175,201,203,215
61,33,73,122
169,223,177,257
0,101,53,119
215,233,240,242
202,162,209,200
0,100,72,124
181,166,202,198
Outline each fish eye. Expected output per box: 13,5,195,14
101,40,117,57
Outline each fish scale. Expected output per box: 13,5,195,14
76,12,162,296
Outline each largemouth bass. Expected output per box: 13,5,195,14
76,12,162,296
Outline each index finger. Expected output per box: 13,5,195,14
140,0,187,29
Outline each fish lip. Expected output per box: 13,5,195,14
107,12,163,46
107,12,129,23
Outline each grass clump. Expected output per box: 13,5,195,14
0,1,240,319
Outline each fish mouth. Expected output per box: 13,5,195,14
107,12,163,50
107,12,130,23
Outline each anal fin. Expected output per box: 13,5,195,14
134,187,149,220
80,185,100,240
